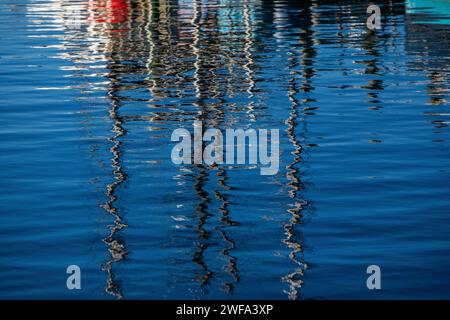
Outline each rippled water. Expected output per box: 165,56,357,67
1,0,449,299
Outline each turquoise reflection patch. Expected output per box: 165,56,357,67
406,0,450,24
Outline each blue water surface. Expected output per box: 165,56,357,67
0,0,449,299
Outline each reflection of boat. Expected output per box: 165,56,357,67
406,0,450,24
405,0,450,104
405,1,450,55
88,0,129,24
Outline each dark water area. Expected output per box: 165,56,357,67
0,0,449,299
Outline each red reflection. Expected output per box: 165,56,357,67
88,0,129,25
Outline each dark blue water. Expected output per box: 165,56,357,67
1,0,449,299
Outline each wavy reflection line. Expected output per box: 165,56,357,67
243,0,255,97
99,9,131,297
361,25,384,103
243,0,256,121
214,167,240,295
282,55,307,301
281,0,317,300
191,0,202,100
189,0,214,293
192,165,213,291
101,90,128,299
